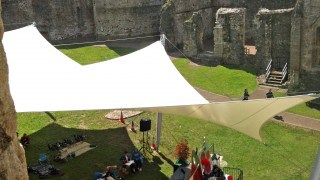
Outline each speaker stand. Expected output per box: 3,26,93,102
139,131,153,155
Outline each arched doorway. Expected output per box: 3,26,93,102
317,27,320,65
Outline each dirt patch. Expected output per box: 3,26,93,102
105,110,143,120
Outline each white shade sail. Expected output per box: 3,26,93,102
3,25,318,141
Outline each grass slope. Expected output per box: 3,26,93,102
173,58,258,98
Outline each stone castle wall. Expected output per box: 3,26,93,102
215,8,246,65
164,0,297,49
94,0,163,39
3,0,95,41
289,0,320,92
2,0,163,41
2,0,297,42
255,8,293,72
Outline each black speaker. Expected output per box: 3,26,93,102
140,118,151,132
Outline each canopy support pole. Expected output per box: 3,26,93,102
44,111,56,121
311,146,320,180
156,112,162,152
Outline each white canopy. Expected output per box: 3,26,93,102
4,25,208,112
3,25,318,141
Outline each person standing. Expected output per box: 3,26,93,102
265,89,274,98
243,89,249,100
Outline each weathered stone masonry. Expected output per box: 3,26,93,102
255,8,293,73
94,0,163,39
0,1,28,179
289,0,320,92
2,0,164,41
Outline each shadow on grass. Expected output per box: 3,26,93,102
158,152,174,167
223,64,259,76
307,98,320,111
106,47,136,57
25,123,168,180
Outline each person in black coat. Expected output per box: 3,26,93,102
265,89,274,98
243,89,249,100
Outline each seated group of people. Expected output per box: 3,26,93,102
201,157,228,180
120,148,143,174
95,148,144,180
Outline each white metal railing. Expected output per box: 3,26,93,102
266,59,272,79
280,63,288,84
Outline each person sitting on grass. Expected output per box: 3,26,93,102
105,165,123,180
131,148,143,171
120,150,138,174
20,133,30,147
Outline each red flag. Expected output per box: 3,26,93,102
118,111,125,124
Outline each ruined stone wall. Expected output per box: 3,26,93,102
244,0,296,43
2,0,95,41
171,0,214,47
299,0,320,70
2,0,33,29
0,2,28,179
270,10,292,69
2,0,162,41
166,0,296,49
289,0,320,92
299,69,320,91
2,0,297,42
215,8,246,65
183,12,204,57
94,0,164,39
255,8,293,73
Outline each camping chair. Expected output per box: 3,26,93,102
38,153,48,165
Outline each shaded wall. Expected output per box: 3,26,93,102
94,0,163,39
2,0,95,41
289,0,320,92
255,8,293,73
2,0,297,42
170,0,296,47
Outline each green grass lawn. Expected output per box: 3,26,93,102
19,111,320,180
58,45,134,65
173,58,258,98
273,92,320,120
287,103,320,120
17,45,320,179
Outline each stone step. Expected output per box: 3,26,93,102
269,73,283,77
264,82,283,87
267,79,282,84
269,76,282,80
270,71,283,75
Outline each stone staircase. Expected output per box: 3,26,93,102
265,71,286,87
